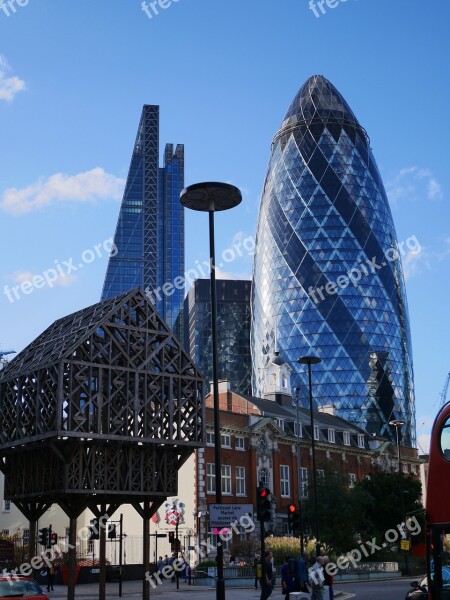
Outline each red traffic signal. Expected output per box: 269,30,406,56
287,503,300,533
256,486,272,521
288,503,297,514
50,532,58,546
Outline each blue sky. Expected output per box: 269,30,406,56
0,0,449,451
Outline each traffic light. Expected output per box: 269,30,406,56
107,524,116,539
256,486,271,521
89,519,100,541
287,504,300,534
50,532,58,546
38,528,49,547
168,531,175,543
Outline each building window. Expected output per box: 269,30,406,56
88,540,94,553
343,431,351,446
314,426,320,441
317,469,325,482
276,419,285,431
221,434,231,448
403,464,409,474
206,432,215,446
207,463,216,494
348,473,356,488
235,436,245,450
3,500,10,512
280,465,290,497
328,429,335,443
258,467,269,488
294,421,303,437
300,468,308,498
236,467,246,496
22,529,30,543
358,434,365,448
222,465,232,494
411,464,416,475
1,530,9,537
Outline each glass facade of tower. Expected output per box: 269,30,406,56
251,75,416,446
185,279,252,395
101,105,184,336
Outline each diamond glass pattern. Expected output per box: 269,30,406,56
251,75,415,446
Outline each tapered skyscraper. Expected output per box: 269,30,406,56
251,75,416,446
102,105,184,336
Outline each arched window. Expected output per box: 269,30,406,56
258,467,269,488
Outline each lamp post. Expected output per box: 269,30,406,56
389,419,405,474
294,387,305,554
298,355,322,558
181,182,242,600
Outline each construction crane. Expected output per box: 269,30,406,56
440,371,450,408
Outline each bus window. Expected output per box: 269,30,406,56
441,417,450,461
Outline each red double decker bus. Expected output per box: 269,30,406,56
426,401,450,599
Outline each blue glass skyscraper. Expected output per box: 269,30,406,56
251,75,416,446
102,105,184,336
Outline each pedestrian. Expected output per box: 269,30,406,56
260,550,275,600
295,551,309,592
169,553,176,582
322,556,333,600
281,556,296,600
254,553,261,589
46,563,55,592
164,554,169,566
308,556,325,600
157,556,164,572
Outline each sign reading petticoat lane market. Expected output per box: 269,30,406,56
208,504,253,529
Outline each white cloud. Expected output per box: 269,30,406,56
10,270,77,288
386,166,443,204
0,55,26,102
1,167,125,215
402,247,431,280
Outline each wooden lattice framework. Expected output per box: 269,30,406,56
0,288,204,502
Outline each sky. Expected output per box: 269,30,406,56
0,0,449,453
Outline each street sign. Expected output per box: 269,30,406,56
208,504,253,529
400,539,411,551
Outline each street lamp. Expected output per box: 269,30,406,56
297,355,322,558
181,182,242,600
389,419,405,474
294,387,305,554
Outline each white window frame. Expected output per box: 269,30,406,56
280,465,290,497
236,466,246,496
3,500,11,512
277,419,285,431
206,431,215,446
1,530,9,537
348,473,356,488
221,465,232,494
235,436,245,451
207,463,216,494
317,469,325,482
343,431,351,446
328,428,335,443
358,434,365,448
314,425,320,441
221,433,231,448
22,529,30,543
294,421,303,437
300,468,308,498
403,464,409,474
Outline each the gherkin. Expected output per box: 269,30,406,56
251,75,416,446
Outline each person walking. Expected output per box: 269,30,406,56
46,564,55,592
309,556,325,600
322,556,333,600
254,553,261,589
281,556,296,600
295,551,309,592
260,550,275,600
157,556,164,572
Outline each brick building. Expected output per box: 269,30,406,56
194,356,421,552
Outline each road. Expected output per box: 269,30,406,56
47,577,415,600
